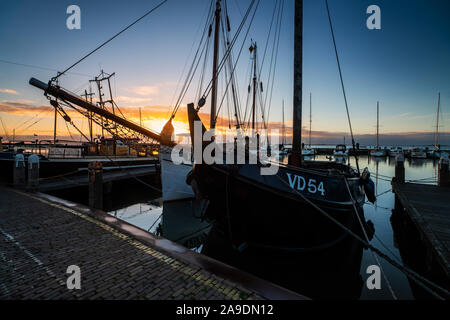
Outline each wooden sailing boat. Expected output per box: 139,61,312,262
370,101,387,157
186,0,376,250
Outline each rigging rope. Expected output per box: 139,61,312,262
214,0,261,124
201,0,258,103
274,172,449,299
343,178,397,300
325,0,360,175
51,0,168,82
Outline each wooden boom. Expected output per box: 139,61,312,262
29,77,173,146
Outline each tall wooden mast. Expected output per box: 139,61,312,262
309,92,312,147
376,101,379,149
251,42,257,133
282,99,285,145
289,0,303,166
435,92,440,149
210,0,221,129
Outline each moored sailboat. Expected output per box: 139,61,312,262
370,101,387,157
186,0,376,251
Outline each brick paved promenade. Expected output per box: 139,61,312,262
0,186,305,300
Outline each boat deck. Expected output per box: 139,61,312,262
391,181,450,278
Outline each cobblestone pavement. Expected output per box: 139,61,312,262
0,187,264,300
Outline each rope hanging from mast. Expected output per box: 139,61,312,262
325,0,360,175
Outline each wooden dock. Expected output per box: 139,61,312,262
0,186,306,300
38,165,158,192
391,180,450,279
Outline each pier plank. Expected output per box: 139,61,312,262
38,166,158,192
392,181,450,278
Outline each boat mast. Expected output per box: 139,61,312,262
282,99,285,145
309,92,312,147
376,101,379,150
81,88,95,142
210,0,221,130
251,42,257,133
435,92,440,149
290,0,303,166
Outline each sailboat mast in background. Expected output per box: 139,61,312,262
376,101,379,149
309,92,312,147
435,92,440,150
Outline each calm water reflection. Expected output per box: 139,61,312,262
50,155,441,299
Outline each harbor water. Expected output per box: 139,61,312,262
47,154,442,299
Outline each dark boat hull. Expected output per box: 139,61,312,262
189,161,366,251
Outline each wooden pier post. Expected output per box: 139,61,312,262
88,161,103,210
27,154,40,190
395,154,405,183
438,156,450,187
13,152,26,189
394,154,405,213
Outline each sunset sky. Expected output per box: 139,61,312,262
0,0,449,145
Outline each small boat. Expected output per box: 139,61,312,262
302,147,315,156
333,144,348,158
389,146,404,157
428,93,449,159
370,148,387,157
409,147,427,159
301,93,315,157
369,102,386,157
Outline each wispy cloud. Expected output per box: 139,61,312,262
0,88,18,95
0,99,51,114
128,85,159,96
116,96,153,105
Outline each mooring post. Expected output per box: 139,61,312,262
438,155,450,187
395,154,405,183
27,154,40,190
13,152,26,188
394,154,405,213
88,161,103,210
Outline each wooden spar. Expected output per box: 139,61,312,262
435,92,440,149
282,100,285,145
309,92,312,147
290,0,303,166
81,88,95,142
251,42,257,132
53,106,57,144
376,101,379,149
210,0,221,130
29,77,171,145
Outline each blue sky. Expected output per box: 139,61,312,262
0,0,449,144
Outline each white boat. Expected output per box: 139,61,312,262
429,93,448,159
428,147,448,159
369,101,386,157
333,144,348,158
409,147,427,159
159,148,194,202
389,146,404,157
301,93,315,157
370,148,387,157
302,148,315,156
